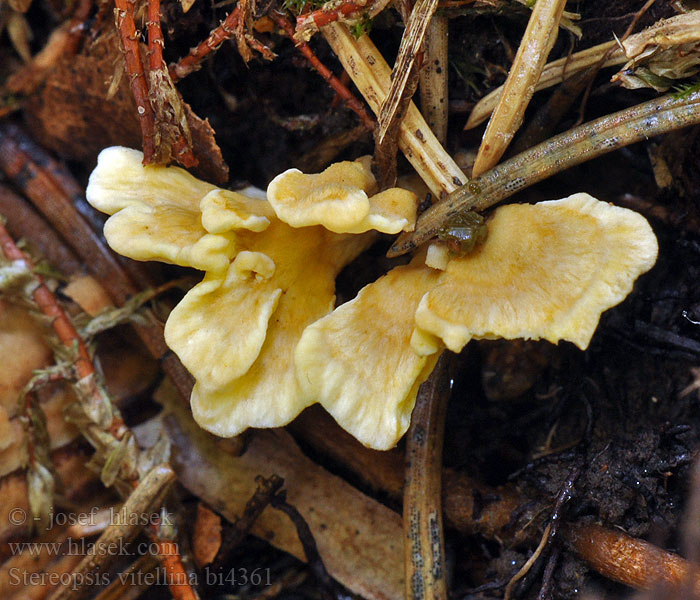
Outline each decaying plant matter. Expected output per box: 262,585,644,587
2,0,700,599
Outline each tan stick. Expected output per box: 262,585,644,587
48,464,176,600
376,0,440,144
472,0,568,176
322,23,467,196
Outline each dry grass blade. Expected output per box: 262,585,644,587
465,41,622,130
48,465,176,600
467,11,700,130
322,23,466,196
472,0,568,176
419,15,449,145
376,0,440,144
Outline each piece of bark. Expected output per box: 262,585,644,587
158,383,404,600
23,35,228,184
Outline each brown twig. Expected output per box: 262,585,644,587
565,522,700,594
270,10,375,131
169,7,240,81
114,0,157,163
271,484,343,598
403,354,451,600
220,474,285,554
147,0,198,167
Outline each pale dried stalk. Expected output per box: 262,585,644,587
389,88,700,256
419,15,449,145
466,11,700,130
465,41,621,130
48,464,176,600
472,0,568,176
376,0,440,144
322,23,467,196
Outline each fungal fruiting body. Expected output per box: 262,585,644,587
87,148,658,450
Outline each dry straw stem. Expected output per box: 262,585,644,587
376,0,440,144
466,40,621,130
322,23,467,197
390,88,700,256
419,15,449,145
48,465,176,600
466,11,700,130
472,0,568,176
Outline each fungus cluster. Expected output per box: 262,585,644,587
87,147,658,450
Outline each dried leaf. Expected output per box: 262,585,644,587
158,380,404,600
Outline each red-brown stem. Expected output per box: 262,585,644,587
271,11,375,131
114,0,156,162
295,1,364,33
147,0,198,168
146,517,197,600
169,7,240,81
245,33,277,60
147,0,165,71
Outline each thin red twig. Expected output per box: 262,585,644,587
271,10,375,131
169,7,274,81
295,1,365,38
147,0,198,167
114,0,156,162
169,8,239,81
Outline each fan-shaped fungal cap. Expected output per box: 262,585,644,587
164,251,281,391
414,193,658,353
86,147,270,272
183,220,375,437
267,157,418,234
295,257,442,450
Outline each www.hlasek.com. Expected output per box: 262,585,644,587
8,567,272,590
